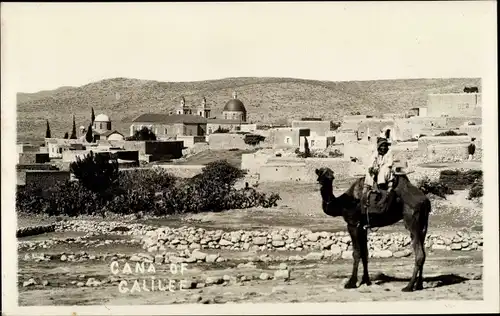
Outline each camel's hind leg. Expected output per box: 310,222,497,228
402,205,429,292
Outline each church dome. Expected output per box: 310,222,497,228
223,99,246,112
95,114,110,122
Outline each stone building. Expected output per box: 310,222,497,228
426,93,482,117
130,91,253,137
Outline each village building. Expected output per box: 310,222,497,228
130,91,255,137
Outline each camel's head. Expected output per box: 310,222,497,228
315,167,335,185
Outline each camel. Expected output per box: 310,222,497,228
315,167,431,292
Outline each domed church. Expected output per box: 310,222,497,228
130,90,255,138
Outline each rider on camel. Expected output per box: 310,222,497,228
361,137,394,208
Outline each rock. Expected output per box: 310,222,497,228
274,269,291,281
329,245,343,257
307,233,321,242
305,252,324,260
288,255,304,261
189,294,202,303
342,250,353,260
272,240,285,247
205,254,219,263
76,282,85,287
393,249,412,258
181,280,198,290
129,255,142,262
191,250,207,261
259,273,271,280
60,255,67,262
189,243,201,250
431,244,447,250
373,250,392,258
86,278,101,287
23,279,37,287
205,276,224,285
42,280,49,286
271,286,287,294
451,243,462,250
219,239,232,246
154,255,164,264
279,263,288,270
252,237,267,245
321,240,335,249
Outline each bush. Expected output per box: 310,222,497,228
213,127,230,133
439,169,482,189
328,149,343,158
435,130,468,137
17,159,281,217
127,127,157,141
244,134,266,145
69,151,119,194
468,177,483,199
417,176,454,198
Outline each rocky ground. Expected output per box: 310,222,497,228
17,185,484,305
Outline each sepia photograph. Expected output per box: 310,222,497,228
1,1,498,315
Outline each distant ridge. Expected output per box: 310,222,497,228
16,76,481,142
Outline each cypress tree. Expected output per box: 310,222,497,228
91,107,95,123
45,120,51,138
70,115,77,139
85,123,93,143
64,132,69,139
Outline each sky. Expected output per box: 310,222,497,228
1,1,496,93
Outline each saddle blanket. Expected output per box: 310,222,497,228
363,190,390,215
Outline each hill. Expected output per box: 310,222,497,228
16,77,481,143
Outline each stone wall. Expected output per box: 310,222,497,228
18,153,50,164
176,136,206,148
153,165,204,178
269,128,310,149
23,170,70,190
140,226,483,255
458,125,482,139
258,158,355,183
427,93,482,117
333,130,358,144
291,120,331,137
207,134,249,150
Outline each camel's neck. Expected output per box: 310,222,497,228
320,182,336,204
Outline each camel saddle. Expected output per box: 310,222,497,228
362,186,398,215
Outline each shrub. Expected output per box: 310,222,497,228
69,151,119,194
127,127,157,141
417,176,454,198
468,177,483,199
17,159,281,217
330,121,341,131
328,149,343,158
213,127,230,134
439,169,482,189
244,134,266,145
435,130,468,137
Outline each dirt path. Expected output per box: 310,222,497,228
18,248,482,305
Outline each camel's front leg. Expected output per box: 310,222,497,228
345,224,360,289
358,226,371,286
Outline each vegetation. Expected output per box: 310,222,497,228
63,132,69,139
213,126,231,134
85,123,93,143
91,107,95,123
45,120,51,138
435,130,468,137
417,176,454,198
439,169,482,188
17,157,280,217
17,77,481,143
127,127,157,141
69,151,119,194
468,177,483,199
330,121,341,131
70,115,77,139
244,134,266,146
